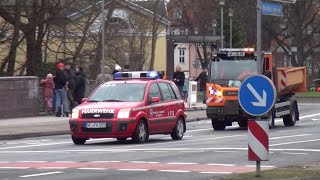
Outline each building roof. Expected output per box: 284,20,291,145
61,0,169,26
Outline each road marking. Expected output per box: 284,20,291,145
0,142,70,150
55,161,74,163
78,168,108,170
0,161,8,163
270,134,311,140
207,163,235,166
0,135,243,151
20,171,63,178
166,162,198,165
144,151,168,153
118,169,148,171
199,172,232,174
214,151,237,153
270,139,320,147
159,170,190,173
186,128,212,133
282,152,308,155
300,113,320,119
130,161,147,163
180,150,204,153
0,167,29,169
276,129,299,133
147,162,159,164
109,161,120,163
92,161,110,163
38,167,68,169
312,119,320,121
19,161,46,163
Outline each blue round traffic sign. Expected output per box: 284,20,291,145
238,75,276,116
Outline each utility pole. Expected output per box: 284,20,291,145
220,0,225,48
257,0,262,75
101,0,106,77
229,8,233,48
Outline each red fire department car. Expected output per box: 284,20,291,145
69,71,186,145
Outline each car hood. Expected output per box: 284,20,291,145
76,102,143,110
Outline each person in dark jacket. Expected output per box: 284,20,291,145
64,63,76,109
53,63,69,117
173,65,185,97
195,68,208,104
74,67,87,105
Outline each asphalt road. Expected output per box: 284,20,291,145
0,103,320,180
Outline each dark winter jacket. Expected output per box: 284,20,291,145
173,71,185,87
195,71,208,91
64,69,76,90
74,69,86,103
54,69,67,90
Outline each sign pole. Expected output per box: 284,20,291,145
256,160,261,177
256,117,261,177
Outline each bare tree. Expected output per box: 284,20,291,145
265,0,320,69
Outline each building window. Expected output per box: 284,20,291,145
179,48,185,63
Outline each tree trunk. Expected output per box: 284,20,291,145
0,1,21,76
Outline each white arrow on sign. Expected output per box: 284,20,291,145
246,83,267,107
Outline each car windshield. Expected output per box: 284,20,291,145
88,83,146,102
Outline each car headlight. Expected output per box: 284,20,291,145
71,108,80,119
117,108,131,118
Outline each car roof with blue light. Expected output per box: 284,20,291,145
113,71,160,80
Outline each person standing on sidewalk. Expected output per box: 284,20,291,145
95,66,113,87
194,68,208,104
53,63,69,117
64,63,77,109
173,65,185,97
182,75,190,101
74,67,86,105
40,73,54,114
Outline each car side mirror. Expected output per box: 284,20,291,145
150,97,160,103
81,98,87,104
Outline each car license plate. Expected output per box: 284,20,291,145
85,122,107,128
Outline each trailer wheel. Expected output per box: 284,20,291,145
211,119,226,131
283,103,297,126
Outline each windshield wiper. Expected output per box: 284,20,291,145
102,99,124,102
87,100,101,102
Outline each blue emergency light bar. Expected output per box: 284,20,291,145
113,71,159,80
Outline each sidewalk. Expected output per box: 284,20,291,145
0,108,208,140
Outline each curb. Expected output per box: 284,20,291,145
0,117,209,141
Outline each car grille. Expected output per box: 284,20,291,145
81,122,113,133
81,113,114,119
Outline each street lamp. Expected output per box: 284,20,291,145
219,0,225,48
229,8,234,48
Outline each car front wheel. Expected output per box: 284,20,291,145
72,135,86,145
132,120,149,143
171,118,185,140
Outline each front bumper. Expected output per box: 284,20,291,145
206,100,254,120
69,118,136,139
